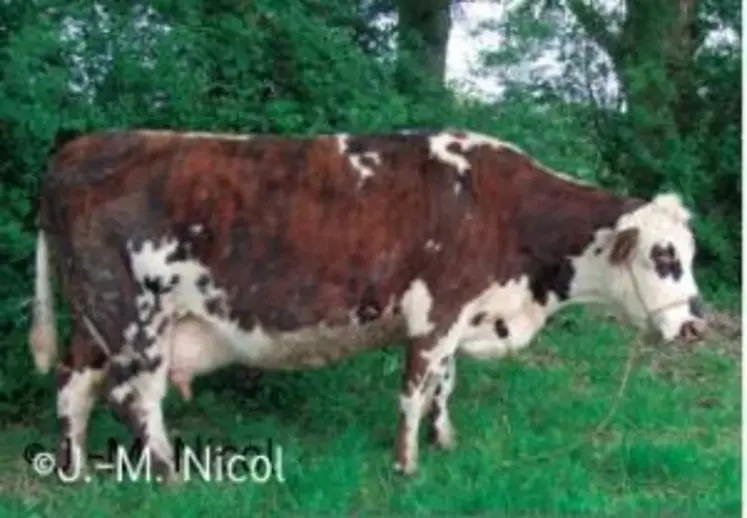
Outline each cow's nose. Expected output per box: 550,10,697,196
688,296,705,319
679,319,706,342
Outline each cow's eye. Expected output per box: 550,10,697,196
651,243,676,264
649,242,684,279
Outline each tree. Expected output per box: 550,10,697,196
0,0,459,415
395,0,452,87
479,0,741,279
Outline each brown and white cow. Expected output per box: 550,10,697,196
28,128,706,481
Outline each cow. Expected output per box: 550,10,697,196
28,128,707,482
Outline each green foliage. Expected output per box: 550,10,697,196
0,0,452,416
0,0,739,426
480,0,741,281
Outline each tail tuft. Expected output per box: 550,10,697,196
29,231,57,374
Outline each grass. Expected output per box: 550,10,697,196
0,301,740,517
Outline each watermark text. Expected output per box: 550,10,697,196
23,436,286,484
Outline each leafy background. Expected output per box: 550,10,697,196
0,0,740,514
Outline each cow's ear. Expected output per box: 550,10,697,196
609,227,640,265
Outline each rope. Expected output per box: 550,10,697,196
494,307,739,469
495,329,642,468
493,261,701,468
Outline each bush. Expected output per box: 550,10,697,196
0,0,737,421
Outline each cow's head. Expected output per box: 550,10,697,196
602,194,706,343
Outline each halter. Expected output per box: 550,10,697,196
625,261,696,333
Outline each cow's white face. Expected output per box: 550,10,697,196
603,194,706,342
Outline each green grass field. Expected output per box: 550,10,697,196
0,299,740,517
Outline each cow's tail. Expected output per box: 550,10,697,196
29,230,58,374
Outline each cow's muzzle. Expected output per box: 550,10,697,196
678,318,707,343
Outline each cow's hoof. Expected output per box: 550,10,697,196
435,433,457,452
393,461,418,477
157,471,181,486
149,461,180,486
430,422,457,451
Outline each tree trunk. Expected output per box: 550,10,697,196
396,0,451,88
568,0,699,194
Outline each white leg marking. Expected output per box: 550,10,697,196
58,368,103,472
400,279,435,337
110,383,131,404
396,389,427,475
58,370,100,441
396,328,466,475
431,357,456,450
124,357,175,478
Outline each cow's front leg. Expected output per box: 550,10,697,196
427,354,456,450
395,335,459,475
395,279,469,475
395,338,431,475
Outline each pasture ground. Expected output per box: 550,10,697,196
0,288,740,517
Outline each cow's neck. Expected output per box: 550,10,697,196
517,178,645,316
561,230,620,308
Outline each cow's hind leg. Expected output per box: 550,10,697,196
60,232,178,481
427,355,456,450
105,340,174,483
56,326,108,479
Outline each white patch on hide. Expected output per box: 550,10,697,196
424,239,443,253
452,276,550,360
336,134,348,155
400,279,435,337
335,134,380,183
125,237,407,390
428,130,594,188
349,151,381,181
428,131,525,175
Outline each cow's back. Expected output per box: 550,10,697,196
40,130,475,367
